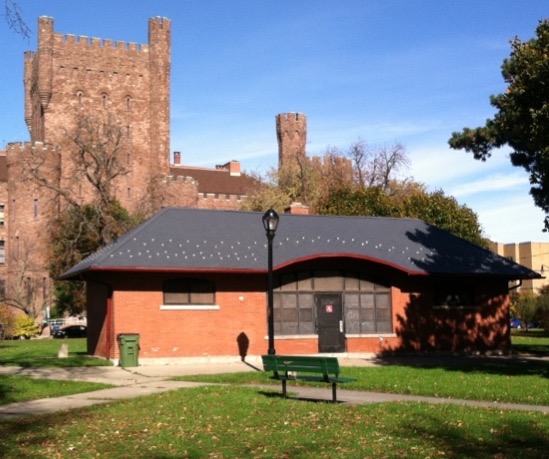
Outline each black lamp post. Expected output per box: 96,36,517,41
262,208,279,355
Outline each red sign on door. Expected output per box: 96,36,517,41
326,304,333,313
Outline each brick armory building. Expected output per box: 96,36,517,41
0,17,256,315
62,207,539,362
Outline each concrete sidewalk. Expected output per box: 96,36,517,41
1,357,548,421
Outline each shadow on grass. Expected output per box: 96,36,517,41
368,353,549,378
397,412,549,458
258,390,343,404
0,338,111,369
0,409,89,459
0,351,100,368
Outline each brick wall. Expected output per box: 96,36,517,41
0,157,7,298
89,272,268,359
86,270,511,360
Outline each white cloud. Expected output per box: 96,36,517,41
408,144,514,187
475,196,548,243
448,173,528,198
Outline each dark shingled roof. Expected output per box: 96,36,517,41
63,208,540,279
62,207,540,280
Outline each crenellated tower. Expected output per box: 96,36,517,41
1,16,256,320
276,112,307,167
23,16,172,213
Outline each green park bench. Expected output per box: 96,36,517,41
261,355,357,403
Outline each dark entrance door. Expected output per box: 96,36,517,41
315,294,345,353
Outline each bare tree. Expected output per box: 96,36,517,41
68,112,130,209
242,150,354,213
346,140,410,192
3,0,30,39
16,112,139,315
374,142,410,192
242,139,411,214
21,112,130,211
2,236,50,319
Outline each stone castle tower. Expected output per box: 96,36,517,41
276,112,307,166
1,17,201,319
0,16,258,321
22,16,173,213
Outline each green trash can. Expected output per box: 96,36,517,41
117,333,140,367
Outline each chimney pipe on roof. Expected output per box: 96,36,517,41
284,202,309,215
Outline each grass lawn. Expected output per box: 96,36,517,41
0,375,113,405
0,338,112,368
511,329,549,355
176,357,549,406
174,329,549,407
1,385,548,458
0,339,114,405
0,332,548,457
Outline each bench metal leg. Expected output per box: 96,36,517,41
332,382,337,403
282,380,287,398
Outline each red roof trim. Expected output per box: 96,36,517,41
274,253,425,276
85,253,425,276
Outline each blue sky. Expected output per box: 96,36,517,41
1,1,548,243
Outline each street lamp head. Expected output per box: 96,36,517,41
262,208,279,236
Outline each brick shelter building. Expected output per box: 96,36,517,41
62,207,539,362
0,17,255,317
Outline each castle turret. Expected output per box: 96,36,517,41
148,17,171,173
276,112,307,167
24,17,55,141
23,51,33,132
37,17,54,113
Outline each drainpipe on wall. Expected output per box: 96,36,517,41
508,280,522,291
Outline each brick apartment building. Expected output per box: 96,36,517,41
489,241,549,293
0,17,260,317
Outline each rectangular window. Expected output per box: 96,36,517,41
344,290,392,334
274,293,315,335
314,271,343,291
0,241,4,264
163,278,215,305
34,199,39,218
0,204,4,226
434,283,475,308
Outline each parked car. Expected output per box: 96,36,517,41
8,333,31,340
510,318,526,329
53,325,87,339
510,318,541,329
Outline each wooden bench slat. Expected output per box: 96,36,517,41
261,355,357,403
